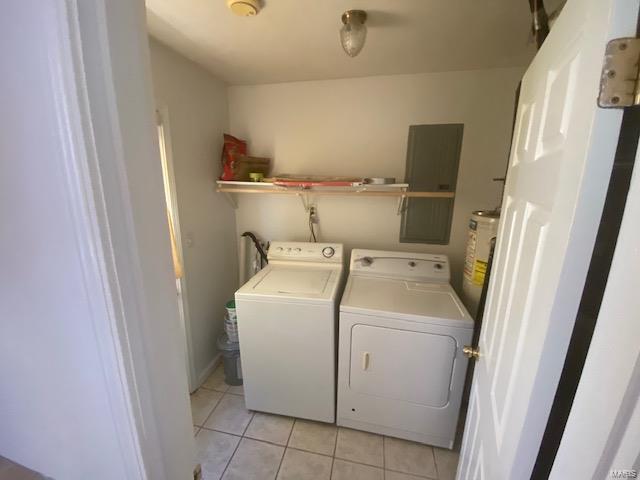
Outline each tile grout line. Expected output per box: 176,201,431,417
383,435,434,479
199,426,242,438
285,418,297,447
215,391,254,480
194,389,225,430
200,426,433,478
242,412,255,436
230,423,392,476
286,445,333,459
197,365,230,395
194,382,437,480
199,385,228,394
199,421,433,478
200,425,316,452
287,445,391,471
332,428,386,474
384,466,433,479
197,370,405,478
273,418,296,479
329,425,339,480
383,436,386,480
194,371,246,479
199,384,245,399
432,447,439,480
219,432,243,480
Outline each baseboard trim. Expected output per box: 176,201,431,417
194,353,222,391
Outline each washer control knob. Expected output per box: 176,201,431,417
294,248,302,253
360,256,373,266
276,247,283,252
435,263,443,270
322,246,335,258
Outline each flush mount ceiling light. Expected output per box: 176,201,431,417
340,10,367,57
227,0,260,17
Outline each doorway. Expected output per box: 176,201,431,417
456,0,640,478
157,106,197,392
17,0,637,478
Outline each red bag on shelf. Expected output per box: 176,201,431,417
220,134,247,181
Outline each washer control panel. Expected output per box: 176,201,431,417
269,242,343,263
322,246,335,258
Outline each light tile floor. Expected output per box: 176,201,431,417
193,366,459,480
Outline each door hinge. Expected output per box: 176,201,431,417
598,38,640,108
193,463,202,480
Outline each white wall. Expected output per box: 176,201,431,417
149,38,238,385
228,68,523,290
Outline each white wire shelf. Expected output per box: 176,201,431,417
215,180,455,214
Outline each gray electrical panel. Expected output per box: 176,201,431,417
400,124,463,244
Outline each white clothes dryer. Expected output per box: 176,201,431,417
236,241,344,423
337,249,473,448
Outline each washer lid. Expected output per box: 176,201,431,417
340,276,473,328
255,267,332,295
236,264,342,303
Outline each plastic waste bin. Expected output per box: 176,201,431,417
217,333,242,386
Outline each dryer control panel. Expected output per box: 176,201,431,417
350,249,450,283
268,242,343,263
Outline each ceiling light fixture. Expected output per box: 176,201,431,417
340,10,367,57
227,0,260,17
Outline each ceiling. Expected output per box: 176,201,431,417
146,0,548,85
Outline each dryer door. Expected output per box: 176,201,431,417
349,324,457,407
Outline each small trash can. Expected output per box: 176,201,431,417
217,333,242,386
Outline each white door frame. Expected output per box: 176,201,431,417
550,130,640,478
2,1,152,477
63,0,195,477
156,106,198,392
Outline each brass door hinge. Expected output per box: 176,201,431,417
193,463,202,480
598,38,640,108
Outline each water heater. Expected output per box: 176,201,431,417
462,210,500,318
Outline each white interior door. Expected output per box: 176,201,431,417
457,0,639,478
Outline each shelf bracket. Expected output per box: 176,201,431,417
396,190,408,216
222,192,238,209
298,192,313,211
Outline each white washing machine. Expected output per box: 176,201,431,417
235,241,344,423
337,250,473,448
